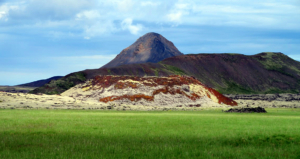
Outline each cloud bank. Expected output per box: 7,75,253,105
1,0,299,38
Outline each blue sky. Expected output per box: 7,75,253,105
1,0,300,85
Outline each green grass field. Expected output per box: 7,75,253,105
1,109,300,158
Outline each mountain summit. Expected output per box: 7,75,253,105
101,32,183,68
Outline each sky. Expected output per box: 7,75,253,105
0,0,300,85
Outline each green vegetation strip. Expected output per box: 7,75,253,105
162,64,186,75
1,109,300,158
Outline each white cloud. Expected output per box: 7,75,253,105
141,1,161,6
0,4,15,21
166,2,191,24
0,11,5,19
121,18,144,35
83,21,118,39
76,10,101,20
167,12,183,23
25,0,95,20
164,0,300,29
112,0,134,12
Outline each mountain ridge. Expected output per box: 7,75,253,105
29,52,300,95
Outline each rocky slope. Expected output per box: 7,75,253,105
101,32,183,68
61,75,237,107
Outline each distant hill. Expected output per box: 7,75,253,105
18,76,63,87
161,52,300,94
101,32,183,68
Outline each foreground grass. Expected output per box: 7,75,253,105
1,109,300,158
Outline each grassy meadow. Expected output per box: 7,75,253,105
1,109,300,158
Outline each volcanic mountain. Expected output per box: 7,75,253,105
28,32,300,95
101,32,183,68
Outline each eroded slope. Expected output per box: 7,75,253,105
62,75,237,107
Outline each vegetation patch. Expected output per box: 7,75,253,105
263,88,300,94
150,68,159,76
107,69,111,75
221,81,256,94
255,52,300,76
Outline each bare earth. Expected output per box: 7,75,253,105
1,92,300,110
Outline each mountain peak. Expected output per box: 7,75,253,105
144,32,161,36
136,32,162,40
101,32,183,68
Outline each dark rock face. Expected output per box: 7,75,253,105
101,32,183,68
225,107,267,113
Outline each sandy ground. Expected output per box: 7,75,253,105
0,92,105,110
0,92,231,111
1,92,300,111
